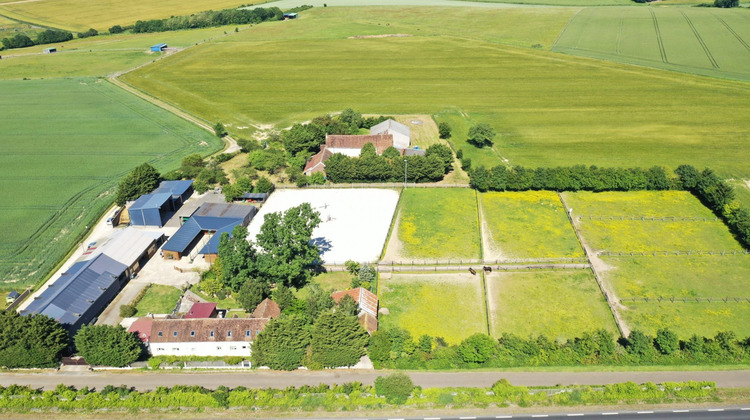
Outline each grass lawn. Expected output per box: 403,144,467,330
188,285,241,310
486,270,617,341
378,273,487,344
294,271,357,300
480,191,583,259
0,78,222,288
620,301,750,338
729,180,750,209
553,7,750,82
123,6,750,178
135,285,183,316
564,191,742,253
389,188,480,260
0,0,265,32
601,255,750,298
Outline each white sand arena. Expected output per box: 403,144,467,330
246,189,400,264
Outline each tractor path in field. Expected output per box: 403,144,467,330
557,192,630,337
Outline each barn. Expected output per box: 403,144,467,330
370,119,411,149
150,43,167,52
161,203,257,262
81,227,164,279
20,254,128,335
128,180,193,227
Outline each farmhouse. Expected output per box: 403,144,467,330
331,287,379,334
128,180,193,227
150,43,167,52
21,254,128,334
161,202,257,262
128,317,271,357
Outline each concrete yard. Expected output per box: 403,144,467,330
246,189,400,264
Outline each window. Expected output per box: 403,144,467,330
216,346,222,350
230,346,237,350
246,330,251,337
172,347,179,351
210,330,214,337
157,331,163,337
227,330,232,337
190,330,195,337
173,331,178,337
156,347,164,351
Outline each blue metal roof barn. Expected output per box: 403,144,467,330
153,180,193,204
21,254,127,334
128,192,173,227
150,43,167,52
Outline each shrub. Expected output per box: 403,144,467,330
119,304,137,318
458,333,498,364
374,373,414,404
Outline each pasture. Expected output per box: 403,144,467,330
486,270,617,340
384,188,481,261
246,189,400,264
0,78,222,289
564,191,742,253
378,273,487,344
123,6,750,178
480,191,583,259
554,7,750,82
621,301,750,338
0,0,264,32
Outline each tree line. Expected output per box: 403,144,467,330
132,7,284,33
1,29,73,50
369,327,750,369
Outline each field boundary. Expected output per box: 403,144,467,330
622,296,750,304
379,187,405,261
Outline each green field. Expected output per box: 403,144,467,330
621,301,750,338
564,191,742,252
378,273,487,344
554,7,750,82
486,270,617,340
123,6,750,178
389,188,481,260
135,285,182,316
0,0,263,32
0,27,239,80
480,191,584,259
602,255,750,298
0,78,222,289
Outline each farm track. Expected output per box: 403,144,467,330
714,14,750,53
649,9,668,64
681,11,719,69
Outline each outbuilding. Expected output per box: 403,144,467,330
43,47,56,54
283,13,298,19
150,43,167,52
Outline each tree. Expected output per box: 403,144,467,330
282,122,326,156
214,122,227,138
236,277,270,311
457,333,498,364
469,166,490,191
217,225,258,292
109,25,125,34
74,325,142,367
254,176,275,193
625,329,654,358
251,316,310,370
357,264,376,289
272,284,296,311
418,335,433,353
374,373,415,404
467,123,496,148
425,144,454,174
339,108,363,130
35,29,72,44
255,203,321,288
180,154,205,179
438,121,452,139
304,283,335,323
654,328,679,355
311,310,369,368
367,330,392,362
0,312,69,368
714,0,738,7
675,165,701,190
344,260,361,275
337,294,358,316
115,162,161,206
382,146,401,160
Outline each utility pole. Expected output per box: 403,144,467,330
404,159,408,189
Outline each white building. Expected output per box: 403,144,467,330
129,317,271,357
369,119,411,149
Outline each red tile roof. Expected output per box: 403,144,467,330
325,134,394,154
149,318,271,343
184,302,217,319
252,298,280,319
128,318,154,343
331,287,378,318
358,312,378,335
303,146,332,175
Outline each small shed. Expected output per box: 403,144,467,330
237,192,268,204
150,43,167,52
6,291,20,304
283,13,298,20
43,47,57,54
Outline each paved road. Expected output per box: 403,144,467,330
1,370,748,391
368,408,750,420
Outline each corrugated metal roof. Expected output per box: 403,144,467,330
84,227,162,267
153,180,193,196
193,203,257,219
130,193,172,211
22,254,126,326
239,192,268,200
162,218,202,253
199,220,241,255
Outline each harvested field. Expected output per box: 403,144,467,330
378,273,487,344
246,189,399,264
486,270,617,340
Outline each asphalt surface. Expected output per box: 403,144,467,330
365,408,750,419
1,370,749,391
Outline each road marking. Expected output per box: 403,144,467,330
531,416,549,418
602,414,619,416
425,418,441,420
459,417,476,420
496,416,513,419
637,412,654,414
673,410,689,413
708,409,725,412
742,408,750,410
567,415,584,417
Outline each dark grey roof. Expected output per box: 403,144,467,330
153,180,193,196
21,254,126,327
193,203,257,219
239,192,268,200
129,193,172,211
162,218,203,254
200,221,242,255
404,148,426,156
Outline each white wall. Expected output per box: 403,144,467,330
391,131,410,149
149,341,252,357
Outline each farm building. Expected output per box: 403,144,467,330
80,227,164,279
21,254,128,334
404,147,425,157
127,180,193,227
43,47,56,54
331,287,379,334
150,43,167,52
161,203,257,262
283,12,298,19
370,119,411,149
236,192,269,204
184,302,217,319
128,317,271,357
251,298,280,319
